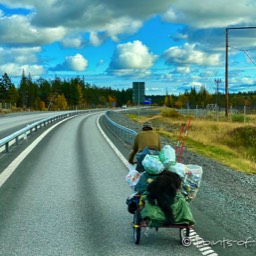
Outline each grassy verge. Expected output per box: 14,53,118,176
126,109,256,175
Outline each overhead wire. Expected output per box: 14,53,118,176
229,45,256,70
243,50,256,68
229,44,256,91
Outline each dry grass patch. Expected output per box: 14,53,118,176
127,110,256,175
159,117,256,174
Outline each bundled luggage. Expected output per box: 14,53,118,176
126,145,203,225
126,144,203,202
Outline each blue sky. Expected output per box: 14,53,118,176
1,0,256,95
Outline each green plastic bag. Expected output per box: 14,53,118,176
140,192,195,227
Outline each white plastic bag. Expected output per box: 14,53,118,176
181,164,203,202
125,164,141,187
159,145,176,168
168,162,189,180
142,155,164,175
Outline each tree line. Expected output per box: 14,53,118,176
156,86,256,112
0,71,133,110
0,72,256,111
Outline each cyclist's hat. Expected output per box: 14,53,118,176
142,121,153,130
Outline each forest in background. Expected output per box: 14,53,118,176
1,71,256,112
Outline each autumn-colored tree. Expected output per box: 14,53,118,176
174,100,183,108
2,71,256,111
108,95,116,107
55,94,68,110
244,97,251,106
47,92,59,110
126,100,132,106
176,94,189,108
76,83,84,107
33,97,42,110
164,95,175,107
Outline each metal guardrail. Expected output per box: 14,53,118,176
104,110,137,144
0,110,92,154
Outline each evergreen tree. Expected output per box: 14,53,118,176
18,70,29,108
0,73,12,103
188,87,197,108
7,84,19,107
27,73,38,109
37,77,52,107
1,70,255,111
197,85,212,108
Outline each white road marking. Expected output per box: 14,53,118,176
1,113,219,256
0,117,73,188
96,115,219,256
96,115,130,170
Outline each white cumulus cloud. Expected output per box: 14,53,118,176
109,40,157,72
162,0,256,29
163,43,221,66
0,63,44,77
64,54,88,71
107,40,158,77
50,54,88,72
61,37,85,49
176,66,191,74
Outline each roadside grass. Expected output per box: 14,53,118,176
126,109,256,175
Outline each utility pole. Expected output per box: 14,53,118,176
225,28,229,117
225,26,256,118
138,83,140,129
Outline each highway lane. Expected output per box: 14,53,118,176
0,112,202,256
0,111,75,139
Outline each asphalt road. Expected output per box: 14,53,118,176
0,111,255,256
0,112,204,256
0,111,74,139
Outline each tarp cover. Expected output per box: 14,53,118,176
140,192,195,227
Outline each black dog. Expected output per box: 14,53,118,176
147,171,181,225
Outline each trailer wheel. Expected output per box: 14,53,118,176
133,210,141,244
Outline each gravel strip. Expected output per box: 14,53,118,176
108,109,256,254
